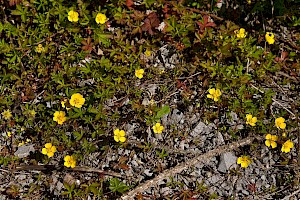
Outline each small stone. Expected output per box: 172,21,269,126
190,121,207,137
218,152,237,173
144,169,153,177
14,144,35,158
206,175,221,184
170,109,184,124
242,190,249,195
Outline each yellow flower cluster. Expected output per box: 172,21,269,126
40,143,76,168
35,44,45,53
53,93,85,125
67,10,107,25
264,117,293,153
236,28,246,38
18,138,31,146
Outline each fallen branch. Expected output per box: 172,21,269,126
120,135,261,200
14,165,122,178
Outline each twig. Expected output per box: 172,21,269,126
186,8,224,21
282,187,300,200
177,72,202,80
14,165,122,178
119,136,261,200
250,84,296,118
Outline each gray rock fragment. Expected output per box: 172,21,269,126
218,152,238,173
14,144,35,158
190,121,207,137
144,169,153,176
170,109,184,125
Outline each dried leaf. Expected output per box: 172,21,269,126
63,173,76,186
141,12,160,35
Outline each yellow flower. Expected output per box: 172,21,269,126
236,28,246,38
265,134,278,148
53,111,67,125
95,13,107,24
18,141,25,146
246,114,257,126
275,117,286,129
69,93,85,108
152,123,164,134
42,143,57,158
135,69,144,79
29,110,36,117
35,44,44,53
64,155,76,168
61,99,71,110
114,129,126,143
144,50,152,57
7,131,12,137
207,88,222,102
1,109,13,120
265,32,275,44
159,69,165,74
237,155,251,168
282,132,287,137
68,10,79,22
149,99,156,105
281,139,294,153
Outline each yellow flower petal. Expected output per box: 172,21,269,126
265,140,271,147
42,148,48,155
270,141,277,148
114,135,120,142
119,136,126,143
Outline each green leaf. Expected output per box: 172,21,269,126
155,105,170,120
109,178,129,193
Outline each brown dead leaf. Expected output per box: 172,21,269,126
141,12,160,35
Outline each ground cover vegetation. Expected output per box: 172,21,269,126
0,0,300,199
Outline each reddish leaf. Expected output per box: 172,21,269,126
141,12,160,35
197,15,216,34
247,183,256,193
275,51,288,62
126,0,134,8
81,37,94,52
